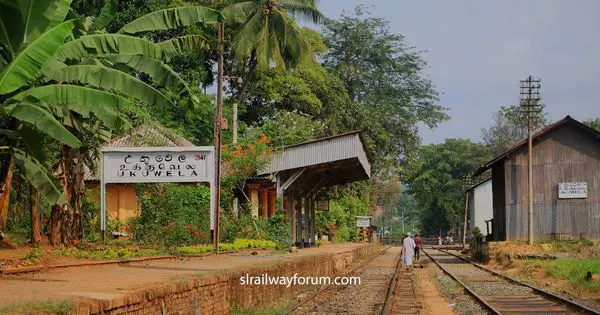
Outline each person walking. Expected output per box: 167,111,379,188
401,233,416,271
414,233,422,261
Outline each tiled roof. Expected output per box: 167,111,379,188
85,123,196,181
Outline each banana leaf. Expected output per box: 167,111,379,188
45,65,174,109
118,6,223,35
5,102,81,148
0,20,74,95
56,34,167,62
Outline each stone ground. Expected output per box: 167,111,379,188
0,243,365,307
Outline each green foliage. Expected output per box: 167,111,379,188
315,190,369,242
222,0,324,69
482,105,548,155
54,245,165,260
469,227,484,261
323,6,447,174
408,139,490,236
175,239,278,256
0,300,72,315
131,184,211,246
545,259,600,290
221,213,291,249
584,118,600,132
22,247,44,265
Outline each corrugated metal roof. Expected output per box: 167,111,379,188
259,132,371,177
474,115,600,176
84,123,196,181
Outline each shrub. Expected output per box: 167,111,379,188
221,213,291,249
130,184,211,246
469,227,485,261
22,247,44,265
175,239,278,256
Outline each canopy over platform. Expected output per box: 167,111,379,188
249,131,372,247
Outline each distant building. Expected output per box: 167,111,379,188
474,116,600,241
466,178,493,238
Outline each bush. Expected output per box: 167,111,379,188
175,239,278,256
130,184,211,246
221,213,291,249
469,227,485,261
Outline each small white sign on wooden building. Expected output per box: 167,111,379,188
356,216,372,228
558,182,587,199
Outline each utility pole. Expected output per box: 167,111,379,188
520,75,542,246
213,22,225,253
462,175,473,250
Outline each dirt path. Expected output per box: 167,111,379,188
413,256,455,315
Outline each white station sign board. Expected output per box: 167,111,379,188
356,216,372,228
103,149,212,183
100,147,215,234
558,182,587,199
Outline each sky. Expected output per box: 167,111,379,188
317,0,600,144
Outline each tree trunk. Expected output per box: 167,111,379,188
48,204,63,246
30,186,42,244
0,154,14,231
49,146,86,246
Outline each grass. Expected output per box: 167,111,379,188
0,300,72,314
545,258,600,290
539,239,596,253
21,247,44,265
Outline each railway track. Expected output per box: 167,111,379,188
424,248,600,315
282,246,420,315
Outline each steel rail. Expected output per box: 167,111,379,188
280,246,395,315
438,249,600,315
380,246,404,315
423,249,503,314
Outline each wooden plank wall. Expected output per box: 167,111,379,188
503,124,600,240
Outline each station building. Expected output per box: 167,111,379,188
86,126,372,245
474,116,600,241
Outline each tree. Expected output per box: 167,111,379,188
408,139,490,236
482,105,548,156
222,0,325,70
322,6,448,175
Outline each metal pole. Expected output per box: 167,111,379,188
213,22,224,253
100,152,106,242
462,190,469,249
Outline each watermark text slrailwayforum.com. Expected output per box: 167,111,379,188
240,273,361,287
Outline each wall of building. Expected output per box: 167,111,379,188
492,162,506,241
87,183,139,230
503,124,600,240
72,244,378,315
469,180,493,235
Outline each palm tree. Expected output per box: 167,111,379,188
222,0,325,70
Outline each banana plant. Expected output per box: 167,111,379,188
0,0,223,244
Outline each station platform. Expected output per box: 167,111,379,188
0,242,378,314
